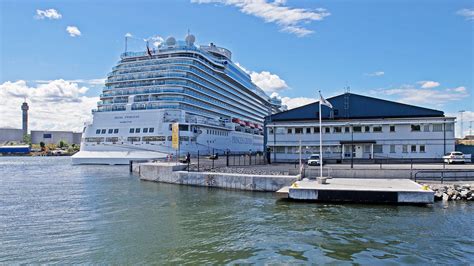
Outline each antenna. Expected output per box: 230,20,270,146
344,86,350,118
459,110,466,138
125,36,128,53
469,120,473,137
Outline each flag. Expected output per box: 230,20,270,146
319,92,333,109
146,41,152,57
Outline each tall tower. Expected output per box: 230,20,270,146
21,100,29,137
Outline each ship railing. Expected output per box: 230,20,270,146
108,61,263,111
102,74,268,119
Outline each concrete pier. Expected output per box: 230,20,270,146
136,162,298,192
278,178,434,204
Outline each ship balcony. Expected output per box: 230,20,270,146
100,87,185,97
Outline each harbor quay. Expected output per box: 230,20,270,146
132,159,474,204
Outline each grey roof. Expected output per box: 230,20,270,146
267,93,444,121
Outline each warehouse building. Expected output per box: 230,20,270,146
31,130,82,145
265,92,456,162
0,128,24,143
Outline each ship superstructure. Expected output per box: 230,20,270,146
72,34,282,164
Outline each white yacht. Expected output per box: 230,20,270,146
72,34,283,165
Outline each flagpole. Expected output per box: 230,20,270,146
319,91,323,178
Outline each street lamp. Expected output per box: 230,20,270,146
351,124,354,169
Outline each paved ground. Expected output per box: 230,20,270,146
292,178,426,192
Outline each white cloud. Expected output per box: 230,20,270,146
35,78,105,86
66,26,81,37
235,62,288,93
250,71,288,93
35,9,62,20
125,32,133,38
270,92,316,110
191,0,330,37
417,80,440,89
148,35,164,47
457,8,474,20
371,84,469,105
447,86,467,93
366,71,385,77
0,80,98,132
281,96,316,109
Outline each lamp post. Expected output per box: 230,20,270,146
351,124,354,169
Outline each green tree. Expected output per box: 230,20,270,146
23,134,31,145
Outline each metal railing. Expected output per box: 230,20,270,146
413,170,474,183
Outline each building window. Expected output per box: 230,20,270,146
114,129,119,134
313,127,320,133
127,137,140,142
287,128,293,134
325,127,330,133
179,125,189,131
373,144,383,153
96,129,101,134
275,146,285,153
306,128,311,134
364,126,370,132
373,126,382,132
411,145,417,153
402,145,408,153
43,133,52,139
446,124,454,131
353,126,362,132
345,127,350,133
135,128,140,133
295,128,303,134
101,129,106,134
149,128,154,133
411,125,421,132
108,129,113,134
129,128,134,133
423,125,430,132
390,145,396,153
390,125,396,132
363,145,371,153
143,128,148,133
433,124,443,132
420,145,426,153
334,127,342,133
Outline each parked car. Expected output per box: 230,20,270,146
443,151,465,164
307,154,322,166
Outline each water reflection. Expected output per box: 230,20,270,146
0,157,473,264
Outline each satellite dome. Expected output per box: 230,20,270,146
185,34,195,46
165,36,176,46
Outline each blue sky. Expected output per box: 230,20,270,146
0,0,473,135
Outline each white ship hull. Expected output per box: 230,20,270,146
72,109,264,165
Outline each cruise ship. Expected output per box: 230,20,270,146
72,34,283,165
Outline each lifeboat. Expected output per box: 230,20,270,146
232,118,241,124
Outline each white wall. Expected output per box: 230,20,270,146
266,117,456,161
31,131,80,145
0,128,23,143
